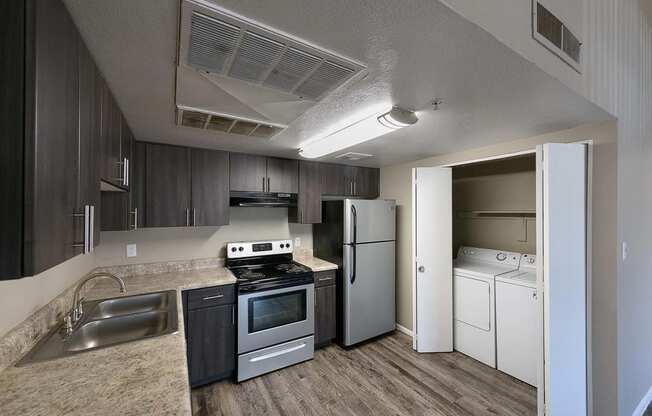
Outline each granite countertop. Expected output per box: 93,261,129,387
293,253,338,272
0,267,236,416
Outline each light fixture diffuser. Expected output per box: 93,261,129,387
299,106,417,159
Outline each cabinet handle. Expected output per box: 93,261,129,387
319,277,334,282
89,205,94,251
193,208,197,227
130,207,138,230
124,158,129,187
202,294,224,301
232,304,235,325
186,208,190,227
267,177,270,192
353,181,356,195
262,177,266,192
72,205,93,254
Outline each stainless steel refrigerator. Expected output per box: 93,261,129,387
313,199,396,346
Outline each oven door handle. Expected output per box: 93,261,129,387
248,343,307,363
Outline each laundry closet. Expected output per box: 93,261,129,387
451,155,538,386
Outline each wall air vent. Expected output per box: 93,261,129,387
532,1,582,73
335,152,374,161
177,108,284,139
181,2,365,101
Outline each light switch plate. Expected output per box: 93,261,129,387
126,243,137,258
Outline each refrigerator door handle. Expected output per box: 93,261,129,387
350,204,357,284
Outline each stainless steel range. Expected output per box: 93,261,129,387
226,239,314,382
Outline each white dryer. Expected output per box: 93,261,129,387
496,253,538,386
453,246,520,367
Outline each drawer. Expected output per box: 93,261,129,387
187,285,235,310
314,270,336,287
237,335,314,382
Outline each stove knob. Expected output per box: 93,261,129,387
238,247,244,252
231,247,237,252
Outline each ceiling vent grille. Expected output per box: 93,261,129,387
183,5,365,101
532,1,582,72
177,108,284,139
335,152,374,161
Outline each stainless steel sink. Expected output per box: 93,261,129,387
17,290,178,366
86,292,170,320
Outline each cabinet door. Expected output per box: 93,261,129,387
266,157,298,193
23,0,79,275
191,148,230,226
100,192,129,231
320,163,345,196
292,161,321,224
187,304,236,386
99,79,121,186
77,37,101,247
120,117,133,189
315,284,336,347
130,141,146,229
229,153,267,192
145,143,191,227
354,167,379,198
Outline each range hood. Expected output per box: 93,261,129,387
230,191,297,208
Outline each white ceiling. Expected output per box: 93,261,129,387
64,0,611,167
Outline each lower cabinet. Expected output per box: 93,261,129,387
314,270,337,348
183,285,236,387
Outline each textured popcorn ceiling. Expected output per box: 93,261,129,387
64,0,610,167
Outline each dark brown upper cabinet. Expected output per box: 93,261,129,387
230,154,298,194
0,0,105,278
145,143,192,228
350,166,380,198
290,161,322,224
136,142,230,228
320,163,346,196
99,79,122,188
229,153,267,192
267,158,298,193
191,148,230,226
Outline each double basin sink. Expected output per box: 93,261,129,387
18,291,178,366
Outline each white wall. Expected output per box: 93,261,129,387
94,207,312,266
0,252,96,339
0,207,312,339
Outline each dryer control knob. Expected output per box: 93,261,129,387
496,252,507,261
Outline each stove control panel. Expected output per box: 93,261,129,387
227,239,293,259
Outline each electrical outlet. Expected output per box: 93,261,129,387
294,237,301,247
126,243,137,258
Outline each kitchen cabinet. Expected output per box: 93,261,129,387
191,148,230,226
266,157,298,193
120,116,133,189
319,163,345,196
229,153,267,192
145,143,191,227
290,161,322,224
1,0,81,278
314,270,337,348
99,78,123,188
343,166,380,198
77,36,101,249
183,285,236,387
230,154,298,193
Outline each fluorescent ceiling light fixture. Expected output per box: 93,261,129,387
299,106,418,159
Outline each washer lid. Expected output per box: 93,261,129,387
496,270,537,288
454,260,520,279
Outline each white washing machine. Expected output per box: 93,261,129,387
496,253,538,386
453,247,520,367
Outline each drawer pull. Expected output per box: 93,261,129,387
249,343,306,363
319,277,334,282
202,294,224,301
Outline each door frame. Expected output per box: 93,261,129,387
411,140,594,415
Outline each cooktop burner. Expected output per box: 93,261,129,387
230,261,311,282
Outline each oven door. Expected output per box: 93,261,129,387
238,283,314,354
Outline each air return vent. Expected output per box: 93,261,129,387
177,108,284,139
181,2,365,101
532,1,582,72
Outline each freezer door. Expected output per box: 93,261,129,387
343,241,395,346
344,199,396,244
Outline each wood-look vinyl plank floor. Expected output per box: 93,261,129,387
191,332,537,416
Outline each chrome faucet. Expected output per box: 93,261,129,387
65,272,127,333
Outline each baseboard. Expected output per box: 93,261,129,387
396,323,413,337
633,384,652,416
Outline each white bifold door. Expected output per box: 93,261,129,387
412,167,452,352
537,143,587,416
